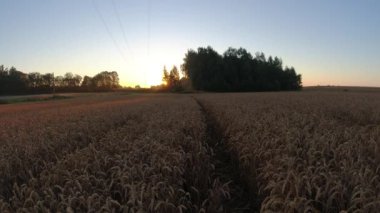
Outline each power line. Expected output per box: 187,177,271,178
147,0,151,57
146,0,151,87
111,0,134,59
91,0,129,64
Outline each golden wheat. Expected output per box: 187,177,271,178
195,91,380,212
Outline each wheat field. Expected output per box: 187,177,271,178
0,91,379,212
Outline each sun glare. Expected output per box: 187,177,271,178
145,69,162,87
129,51,182,88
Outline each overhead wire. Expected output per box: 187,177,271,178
111,0,134,60
91,0,129,64
146,0,151,87
92,0,152,87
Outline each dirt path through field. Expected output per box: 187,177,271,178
193,97,256,212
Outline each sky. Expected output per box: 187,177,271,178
0,0,379,87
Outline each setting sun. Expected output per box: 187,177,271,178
125,46,183,88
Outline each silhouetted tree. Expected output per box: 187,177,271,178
54,75,65,88
26,72,54,92
81,76,93,91
0,66,28,94
162,66,169,85
162,66,182,91
42,73,54,88
181,46,302,92
0,65,121,95
181,46,226,91
92,71,120,91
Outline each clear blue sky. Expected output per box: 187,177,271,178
1,0,379,87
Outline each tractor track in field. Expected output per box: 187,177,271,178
193,97,257,212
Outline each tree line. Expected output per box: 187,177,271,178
163,46,302,92
0,65,120,95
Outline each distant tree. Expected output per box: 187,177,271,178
169,66,181,91
73,74,82,87
181,46,302,92
0,65,122,94
0,66,28,94
54,75,65,88
181,46,225,91
63,72,80,88
92,71,120,90
81,75,93,90
28,72,41,88
42,73,54,88
162,66,169,85
255,52,266,62
110,71,120,88
162,66,182,91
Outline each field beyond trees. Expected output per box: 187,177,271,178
0,90,379,212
